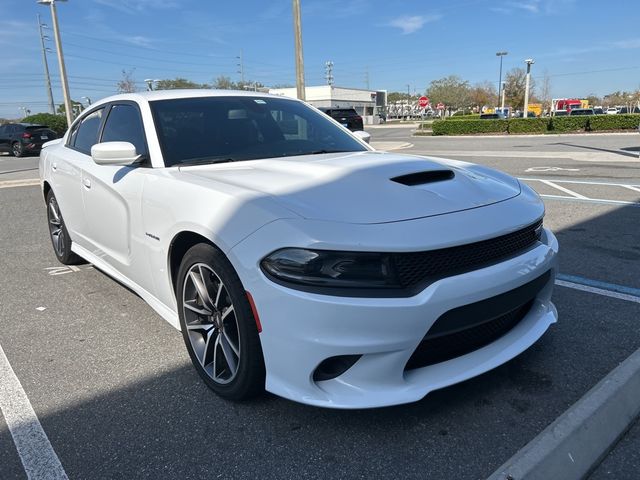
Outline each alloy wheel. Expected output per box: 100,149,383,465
48,196,65,257
182,263,241,384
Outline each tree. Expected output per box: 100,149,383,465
213,76,235,90
539,70,552,114
155,78,209,90
585,94,602,107
57,100,83,116
425,75,472,111
212,76,264,91
470,81,498,109
117,69,137,93
504,67,535,110
387,91,417,103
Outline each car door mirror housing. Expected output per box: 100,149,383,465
352,130,371,144
91,142,141,166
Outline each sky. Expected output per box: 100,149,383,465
1,0,639,118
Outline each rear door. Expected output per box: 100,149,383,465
0,126,8,151
50,107,106,247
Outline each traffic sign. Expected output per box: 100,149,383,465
419,96,429,108
436,102,445,110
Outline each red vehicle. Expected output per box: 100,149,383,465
552,98,582,114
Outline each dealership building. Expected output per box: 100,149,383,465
268,85,387,125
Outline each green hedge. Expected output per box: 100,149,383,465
429,114,640,136
432,119,508,135
589,114,640,131
21,113,68,135
507,118,549,134
549,116,590,133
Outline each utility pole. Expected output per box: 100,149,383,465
37,14,55,114
38,0,73,127
523,58,534,118
292,0,306,100
496,51,507,109
237,49,245,84
324,61,334,86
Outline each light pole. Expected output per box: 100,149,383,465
37,14,55,114
37,0,72,127
496,51,507,108
501,81,506,111
292,0,306,100
523,58,534,118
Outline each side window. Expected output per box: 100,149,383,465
100,104,147,156
73,108,104,154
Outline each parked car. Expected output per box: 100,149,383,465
606,108,618,115
593,107,604,115
479,112,506,119
569,109,594,116
317,107,364,131
553,110,569,116
514,111,537,118
0,123,57,157
40,90,558,408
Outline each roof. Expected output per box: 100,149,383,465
92,89,294,107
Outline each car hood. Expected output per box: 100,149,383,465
179,151,521,224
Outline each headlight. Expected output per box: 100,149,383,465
260,248,401,289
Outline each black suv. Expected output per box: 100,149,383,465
0,123,57,157
318,108,364,131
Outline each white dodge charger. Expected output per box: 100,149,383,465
39,90,558,408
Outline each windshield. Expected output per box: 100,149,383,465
150,96,368,166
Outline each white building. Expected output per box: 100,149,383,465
268,85,387,125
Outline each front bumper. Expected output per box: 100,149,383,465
232,229,558,409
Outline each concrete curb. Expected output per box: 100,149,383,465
487,347,640,480
412,131,639,139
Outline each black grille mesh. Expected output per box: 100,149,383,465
405,300,534,370
391,220,542,289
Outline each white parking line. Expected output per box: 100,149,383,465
539,180,588,199
519,177,640,188
0,179,40,189
0,343,68,480
622,184,640,193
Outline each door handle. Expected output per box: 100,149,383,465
52,163,57,171
83,178,91,189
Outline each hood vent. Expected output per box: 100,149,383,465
391,170,455,186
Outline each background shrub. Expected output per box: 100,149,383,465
432,119,508,135
508,118,549,134
589,114,640,131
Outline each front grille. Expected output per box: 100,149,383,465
405,270,550,371
391,219,542,290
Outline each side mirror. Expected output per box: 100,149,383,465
91,142,141,166
352,130,371,144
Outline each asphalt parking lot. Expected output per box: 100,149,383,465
1,129,639,479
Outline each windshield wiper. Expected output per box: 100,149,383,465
178,157,236,167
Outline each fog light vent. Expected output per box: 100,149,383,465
313,355,362,382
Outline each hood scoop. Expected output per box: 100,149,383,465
391,169,455,186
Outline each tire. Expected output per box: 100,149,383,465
177,243,265,400
46,190,83,265
12,142,23,158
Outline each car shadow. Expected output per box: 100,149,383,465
4,182,640,480
548,142,640,159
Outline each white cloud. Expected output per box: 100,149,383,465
389,14,441,35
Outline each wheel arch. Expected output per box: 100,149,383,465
168,230,220,296
43,181,52,203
